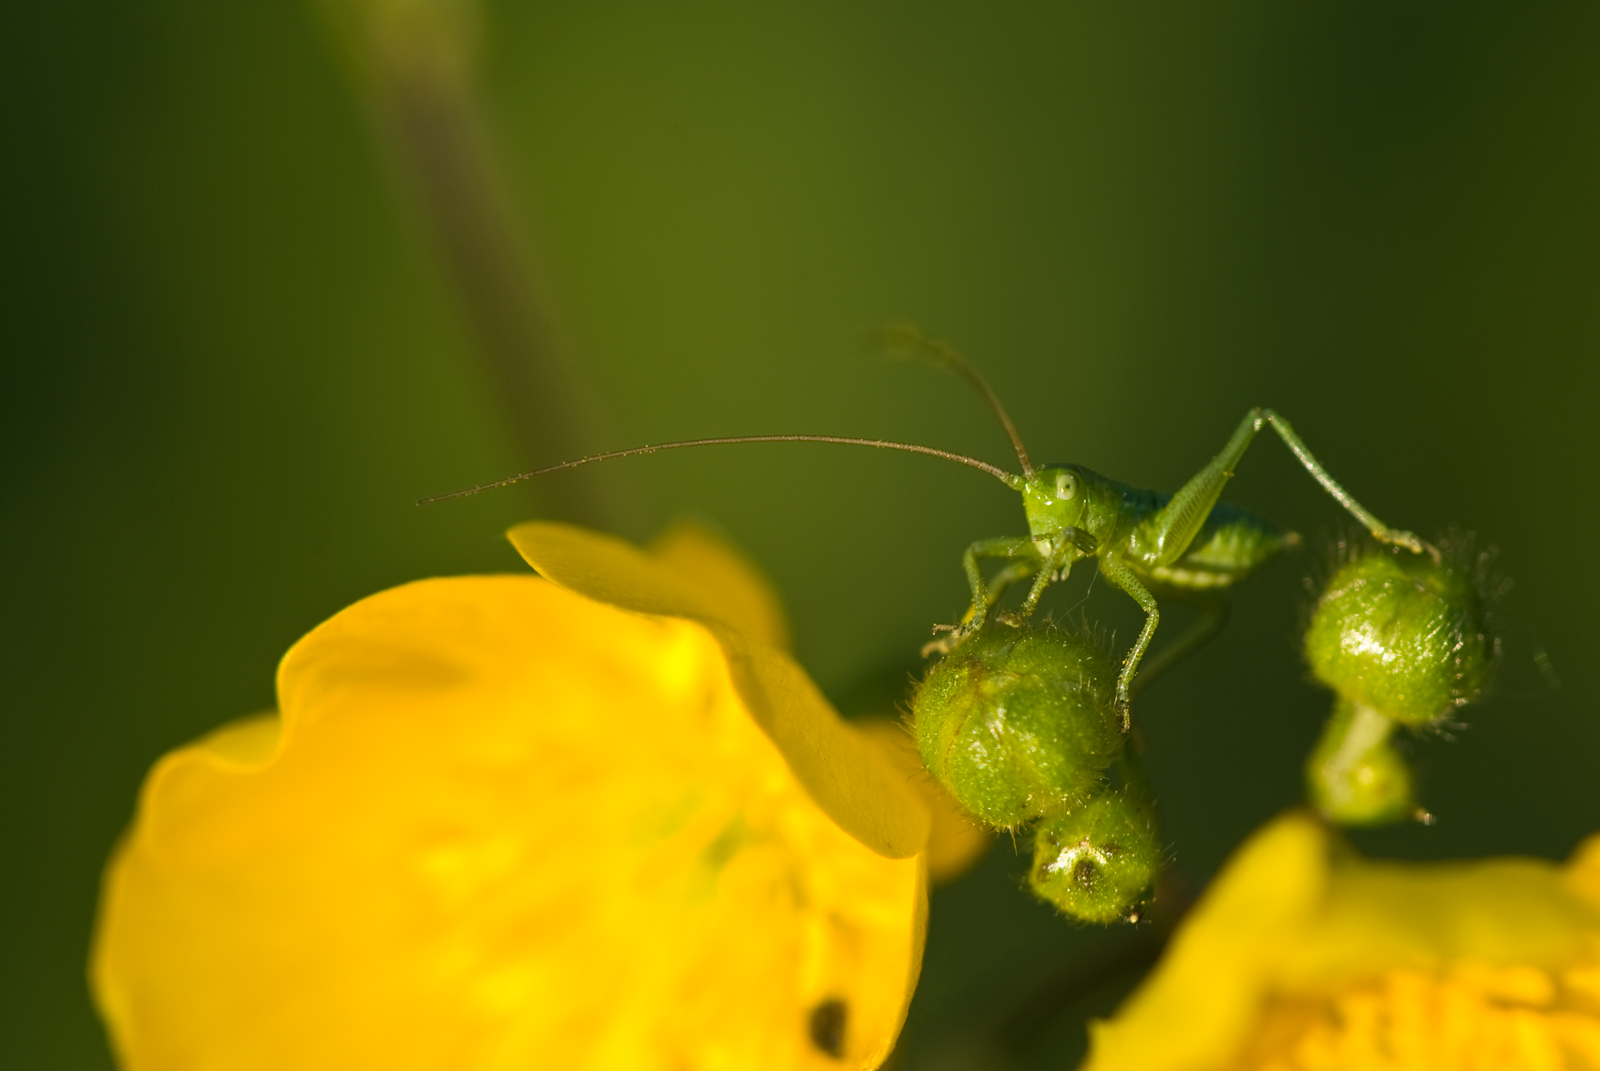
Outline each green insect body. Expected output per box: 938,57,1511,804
953,399,1426,725
1304,694,1420,826
431,326,1430,730
974,469,1299,702
430,327,1448,919
1018,470,1298,592
1304,545,1496,727
1029,788,1161,925
912,623,1119,830
1018,473,1295,592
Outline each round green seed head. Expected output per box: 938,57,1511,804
1304,546,1494,726
1029,790,1160,924
913,624,1119,830
1306,695,1419,827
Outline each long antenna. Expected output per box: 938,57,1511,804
880,324,1036,479
419,434,1020,504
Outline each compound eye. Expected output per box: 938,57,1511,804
1055,472,1079,501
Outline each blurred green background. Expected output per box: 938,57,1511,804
5,2,1598,1067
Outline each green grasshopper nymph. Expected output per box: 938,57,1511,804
422,328,1434,726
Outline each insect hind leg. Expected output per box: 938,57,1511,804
1257,409,1436,559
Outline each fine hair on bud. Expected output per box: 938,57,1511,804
1029,788,1161,925
1303,530,1502,727
913,620,1119,830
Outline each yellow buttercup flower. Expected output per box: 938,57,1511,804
92,520,933,1071
1084,811,1600,1071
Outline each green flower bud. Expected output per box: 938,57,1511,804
913,624,1119,830
1306,695,1422,827
1029,790,1160,924
1304,544,1495,726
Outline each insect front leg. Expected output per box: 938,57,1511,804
926,537,1039,656
997,527,1099,627
1096,555,1159,730
959,536,1041,631
982,561,1038,610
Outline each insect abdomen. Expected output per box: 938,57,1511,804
1142,502,1295,591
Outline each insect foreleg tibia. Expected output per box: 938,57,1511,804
959,537,1041,631
980,561,1038,611
1000,527,1098,626
998,545,1068,629
925,538,1040,657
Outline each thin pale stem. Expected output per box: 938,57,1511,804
341,0,617,524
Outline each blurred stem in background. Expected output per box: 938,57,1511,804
321,0,625,528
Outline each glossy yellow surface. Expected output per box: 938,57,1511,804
508,521,929,860
1085,812,1600,1071
93,523,927,1070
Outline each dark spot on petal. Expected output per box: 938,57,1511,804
1073,857,1099,892
809,998,848,1058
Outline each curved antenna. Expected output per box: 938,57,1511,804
419,434,1020,504
879,323,1036,479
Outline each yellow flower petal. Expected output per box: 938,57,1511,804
648,518,791,652
93,571,926,1070
856,718,991,885
1085,811,1330,1071
1083,812,1600,1071
1563,833,1600,908
1280,852,1600,987
507,520,931,861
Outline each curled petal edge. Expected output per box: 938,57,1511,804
508,520,931,860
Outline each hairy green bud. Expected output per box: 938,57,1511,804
913,624,1119,830
1029,790,1160,924
1304,545,1495,726
1305,695,1421,826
